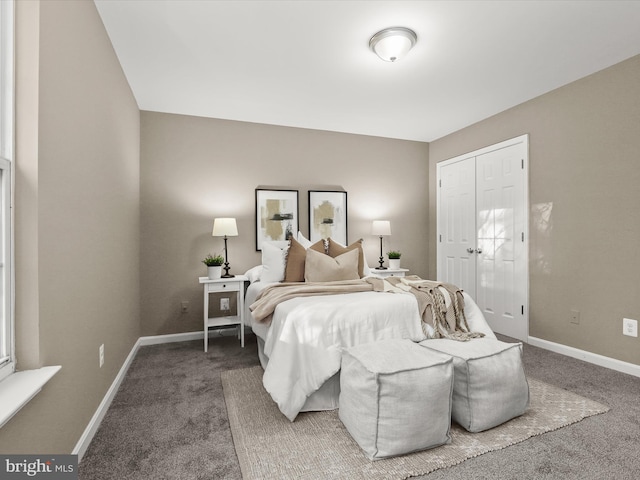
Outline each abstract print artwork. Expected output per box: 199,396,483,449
308,190,347,245
255,189,299,250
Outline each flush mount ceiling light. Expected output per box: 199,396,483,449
369,27,417,62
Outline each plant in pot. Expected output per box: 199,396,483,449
387,250,402,269
203,254,224,280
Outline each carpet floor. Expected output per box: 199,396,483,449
79,333,640,479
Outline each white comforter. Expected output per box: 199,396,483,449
260,290,426,421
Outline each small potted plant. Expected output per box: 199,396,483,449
387,250,402,269
202,253,224,280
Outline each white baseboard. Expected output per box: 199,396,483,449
528,336,640,378
138,331,203,346
72,336,143,460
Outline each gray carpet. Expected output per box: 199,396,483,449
79,333,640,479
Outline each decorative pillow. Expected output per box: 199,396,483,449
261,241,289,283
284,237,325,282
327,238,370,278
304,248,360,282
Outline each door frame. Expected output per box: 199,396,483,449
436,134,529,341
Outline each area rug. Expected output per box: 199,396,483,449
221,366,609,480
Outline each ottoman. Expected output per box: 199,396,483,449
338,339,454,460
419,338,530,433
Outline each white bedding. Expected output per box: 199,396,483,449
246,278,496,421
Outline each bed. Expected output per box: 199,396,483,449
244,234,496,421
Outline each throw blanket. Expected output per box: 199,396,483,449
385,275,485,341
250,279,377,323
251,276,484,341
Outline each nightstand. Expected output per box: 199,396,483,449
199,275,248,352
370,268,409,278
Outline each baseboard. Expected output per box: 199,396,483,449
528,336,640,378
72,330,208,461
72,337,143,460
138,331,203,346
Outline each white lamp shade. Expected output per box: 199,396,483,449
369,27,417,62
371,220,391,236
212,218,238,237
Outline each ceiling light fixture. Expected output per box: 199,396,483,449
369,27,417,62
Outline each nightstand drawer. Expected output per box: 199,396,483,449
206,281,241,293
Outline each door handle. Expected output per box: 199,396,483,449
476,248,483,254
467,247,483,254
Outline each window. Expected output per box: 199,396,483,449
0,0,14,382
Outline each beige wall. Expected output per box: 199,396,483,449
140,112,429,335
0,0,140,453
429,55,640,366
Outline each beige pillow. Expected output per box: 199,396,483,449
327,238,366,278
284,236,325,282
304,248,360,282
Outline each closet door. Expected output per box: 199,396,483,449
475,144,527,340
438,156,477,296
437,135,528,341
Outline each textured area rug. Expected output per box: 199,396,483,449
222,366,609,480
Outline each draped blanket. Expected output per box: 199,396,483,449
250,279,377,323
385,275,485,341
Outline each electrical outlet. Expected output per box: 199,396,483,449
220,298,230,311
99,344,104,368
623,318,638,337
570,310,580,325
181,301,189,313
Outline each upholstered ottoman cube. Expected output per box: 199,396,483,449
338,339,454,460
419,338,529,433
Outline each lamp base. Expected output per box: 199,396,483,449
378,236,387,269
222,262,234,278
221,237,235,278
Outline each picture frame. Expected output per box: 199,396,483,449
308,190,348,245
255,188,299,250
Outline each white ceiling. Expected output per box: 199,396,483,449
94,0,640,142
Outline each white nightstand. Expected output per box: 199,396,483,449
199,275,248,352
370,268,409,278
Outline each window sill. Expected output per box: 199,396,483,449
0,366,61,428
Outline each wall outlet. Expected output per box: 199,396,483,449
570,310,580,325
220,298,230,311
99,344,104,368
181,300,189,313
623,318,638,337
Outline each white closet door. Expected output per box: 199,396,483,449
438,156,477,296
437,135,528,342
475,143,527,340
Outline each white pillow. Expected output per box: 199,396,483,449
244,265,263,283
296,231,312,249
261,241,289,283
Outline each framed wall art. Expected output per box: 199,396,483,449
308,190,347,245
255,188,299,250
